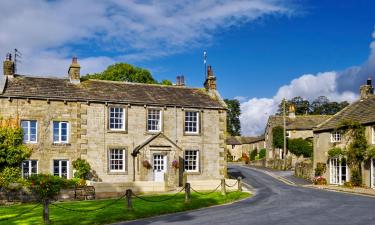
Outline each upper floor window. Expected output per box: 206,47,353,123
331,131,342,143
21,120,37,143
53,159,69,178
184,111,199,134
53,121,69,143
109,149,126,172
147,109,162,132
184,150,199,172
22,160,38,178
109,107,125,131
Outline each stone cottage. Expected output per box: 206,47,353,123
226,135,265,161
0,54,227,192
264,112,331,165
313,78,375,187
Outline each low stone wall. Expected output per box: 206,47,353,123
248,159,266,167
267,157,292,170
189,179,238,192
294,160,313,181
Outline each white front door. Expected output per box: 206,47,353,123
153,154,167,182
329,158,348,185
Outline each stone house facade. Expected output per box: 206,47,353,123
225,136,264,161
264,113,331,165
313,79,375,188
0,55,227,190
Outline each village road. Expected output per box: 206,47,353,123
116,165,375,225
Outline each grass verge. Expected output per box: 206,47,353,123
0,191,250,225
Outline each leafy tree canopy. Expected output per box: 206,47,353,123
287,138,313,158
272,126,284,149
224,99,241,136
82,63,172,85
277,96,349,115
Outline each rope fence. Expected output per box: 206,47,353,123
0,202,41,222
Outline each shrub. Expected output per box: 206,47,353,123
250,149,257,161
287,138,312,158
313,176,327,185
258,149,266,159
314,162,326,176
72,158,91,179
272,126,284,149
328,147,344,157
28,174,70,201
344,181,353,189
350,168,362,186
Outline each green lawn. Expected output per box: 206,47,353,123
0,191,250,225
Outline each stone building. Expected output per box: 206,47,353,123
313,79,375,187
0,54,227,191
226,135,264,161
264,112,331,164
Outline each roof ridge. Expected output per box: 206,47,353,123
315,99,360,130
88,79,203,90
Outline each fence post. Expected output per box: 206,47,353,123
43,199,49,224
221,179,226,196
125,189,133,211
185,183,191,204
237,177,242,192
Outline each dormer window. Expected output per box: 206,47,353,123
331,131,342,143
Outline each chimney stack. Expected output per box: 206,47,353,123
3,53,15,77
204,65,216,90
68,56,80,84
176,75,185,86
360,77,374,99
288,105,296,119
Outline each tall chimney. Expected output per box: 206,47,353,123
68,56,80,84
288,104,296,119
204,65,216,90
180,75,185,86
360,77,374,99
3,53,15,76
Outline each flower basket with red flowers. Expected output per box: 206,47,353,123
172,160,179,169
142,160,152,169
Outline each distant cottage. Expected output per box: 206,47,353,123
0,54,227,195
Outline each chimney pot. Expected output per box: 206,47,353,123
3,53,15,76
360,76,374,99
204,65,216,90
367,77,372,86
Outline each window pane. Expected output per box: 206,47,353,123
109,108,124,130
109,149,125,171
53,122,59,142
31,160,38,174
53,160,60,176
185,112,198,133
148,109,161,131
22,161,30,178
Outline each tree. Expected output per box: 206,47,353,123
224,99,241,136
82,63,172,85
287,138,313,158
0,118,31,172
272,126,284,149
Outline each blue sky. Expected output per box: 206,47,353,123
1,0,375,135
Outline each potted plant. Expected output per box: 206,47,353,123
142,160,152,169
172,160,179,169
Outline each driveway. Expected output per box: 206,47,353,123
115,165,375,225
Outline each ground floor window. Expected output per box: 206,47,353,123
109,149,125,172
329,158,348,185
22,160,38,178
184,150,199,172
53,160,69,178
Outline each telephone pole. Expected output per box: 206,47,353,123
283,98,287,169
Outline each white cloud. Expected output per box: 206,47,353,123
0,0,294,76
240,28,375,136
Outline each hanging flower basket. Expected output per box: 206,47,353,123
172,160,179,169
142,160,152,169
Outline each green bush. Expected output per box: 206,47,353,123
249,149,257,161
314,162,326,176
350,168,362,186
258,149,266,159
272,126,284,149
328,147,344,157
72,158,91,179
28,174,71,201
287,138,312,158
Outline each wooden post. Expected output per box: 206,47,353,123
237,177,242,192
43,199,49,224
185,183,191,204
221,179,226,196
125,189,133,211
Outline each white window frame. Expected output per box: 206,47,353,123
147,109,162,132
53,121,69,144
21,160,38,178
184,150,199,172
372,126,375,145
330,131,342,143
329,157,349,185
286,131,291,138
21,120,38,143
184,111,199,134
53,159,69,179
109,107,126,131
372,158,375,189
109,149,126,172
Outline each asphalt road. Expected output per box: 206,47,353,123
116,165,375,225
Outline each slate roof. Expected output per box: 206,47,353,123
226,135,265,145
267,115,332,131
314,95,375,132
0,75,225,109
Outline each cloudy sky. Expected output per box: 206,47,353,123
1,0,375,136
